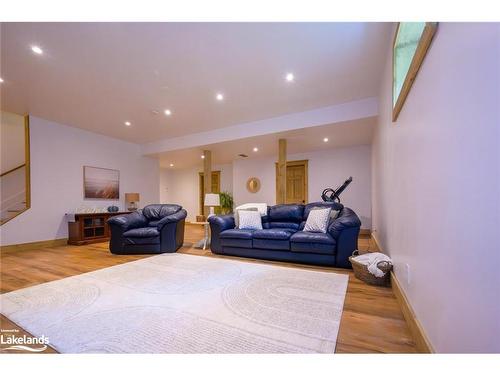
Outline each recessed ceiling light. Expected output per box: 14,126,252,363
216,93,224,101
164,109,172,116
201,155,205,159
323,137,329,143
0,77,3,83
285,73,294,82
125,121,131,126
253,147,259,152
31,45,43,55
169,163,174,167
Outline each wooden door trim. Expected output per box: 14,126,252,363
198,170,221,215
275,160,308,204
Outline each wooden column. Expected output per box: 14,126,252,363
276,139,287,204
203,150,212,217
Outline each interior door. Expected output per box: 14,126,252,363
275,160,308,204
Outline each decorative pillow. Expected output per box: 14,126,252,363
238,210,263,230
303,207,331,233
234,207,258,228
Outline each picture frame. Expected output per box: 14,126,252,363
83,166,120,199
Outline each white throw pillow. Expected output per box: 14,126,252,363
303,207,331,233
238,210,263,230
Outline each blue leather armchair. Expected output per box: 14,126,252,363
107,204,187,254
208,202,361,268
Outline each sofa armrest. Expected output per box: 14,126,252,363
327,207,361,239
328,207,361,268
158,209,187,252
156,209,188,230
209,214,235,232
107,210,148,231
208,215,235,254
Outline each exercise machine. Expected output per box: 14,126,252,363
321,176,353,203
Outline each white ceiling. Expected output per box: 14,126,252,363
0,23,391,144
158,117,375,169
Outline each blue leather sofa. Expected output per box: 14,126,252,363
107,204,187,254
208,202,361,268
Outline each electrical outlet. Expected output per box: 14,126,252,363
405,263,411,285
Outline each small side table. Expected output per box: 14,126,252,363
189,221,210,250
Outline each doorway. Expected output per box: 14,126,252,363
275,160,308,204
198,171,221,215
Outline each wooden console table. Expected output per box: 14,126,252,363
67,212,129,245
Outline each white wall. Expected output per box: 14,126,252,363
0,116,160,246
160,163,233,222
233,145,372,229
372,23,500,352
159,168,171,204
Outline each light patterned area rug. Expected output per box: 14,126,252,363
0,254,348,353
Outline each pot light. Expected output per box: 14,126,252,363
285,73,294,82
216,93,224,101
169,163,174,167
125,121,131,126
253,147,259,152
0,77,3,83
164,109,172,116
201,155,205,159
323,137,329,143
31,45,43,55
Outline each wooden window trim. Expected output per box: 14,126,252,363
392,22,438,122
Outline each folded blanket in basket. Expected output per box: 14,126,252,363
353,252,392,277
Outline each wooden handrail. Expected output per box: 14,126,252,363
0,163,26,178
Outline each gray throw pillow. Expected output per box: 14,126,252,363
235,207,258,228
303,207,331,233
238,210,263,230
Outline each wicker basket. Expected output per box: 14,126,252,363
349,250,392,286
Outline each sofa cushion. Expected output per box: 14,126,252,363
252,228,295,251
123,227,160,245
290,231,336,255
253,239,290,251
290,241,335,255
252,229,294,251
220,229,254,249
123,227,160,238
268,222,300,230
268,204,304,223
291,231,335,244
142,204,182,220
252,228,295,240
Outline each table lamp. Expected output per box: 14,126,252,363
125,193,140,211
204,193,220,218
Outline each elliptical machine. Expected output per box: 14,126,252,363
321,176,353,203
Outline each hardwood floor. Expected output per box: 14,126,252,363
0,225,417,353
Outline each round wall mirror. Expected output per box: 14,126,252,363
246,177,261,193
